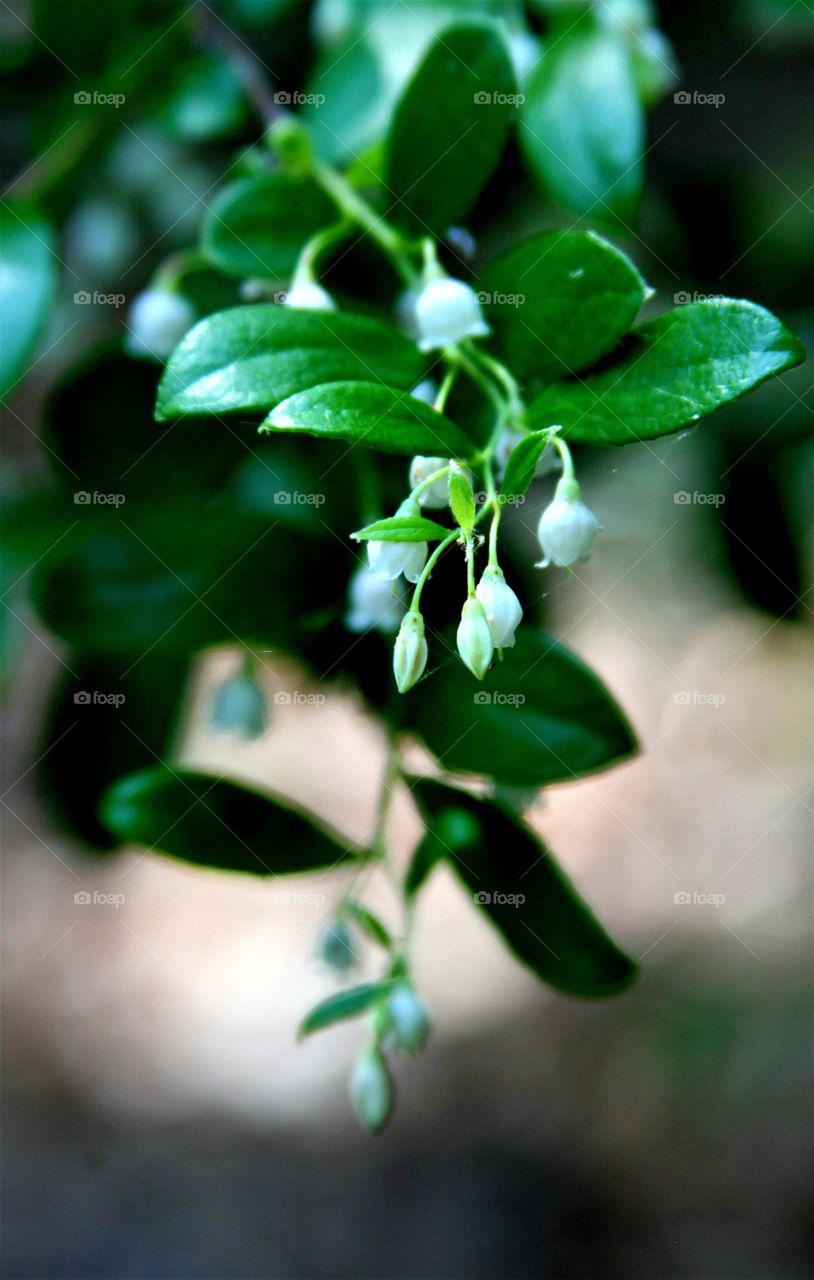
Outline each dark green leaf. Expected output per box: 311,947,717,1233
353,515,453,543
201,174,335,280
411,779,637,997
156,307,426,420
0,203,57,400
448,467,475,535
499,432,551,500
481,230,648,385
526,300,807,445
100,766,362,875
520,22,643,225
344,901,393,949
263,382,476,458
298,981,394,1039
401,627,636,786
386,23,517,234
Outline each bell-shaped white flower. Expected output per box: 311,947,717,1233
457,597,494,679
349,1046,393,1132
344,566,406,634
537,477,601,568
125,288,195,360
409,455,449,508
393,611,428,693
387,983,430,1053
414,276,490,352
475,565,523,648
283,279,336,311
368,538,427,584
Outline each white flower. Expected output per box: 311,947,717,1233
393,611,428,693
495,428,560,482
409,378,438,406
394,286,420,338
283,280,336,311
368,538,427,584
125,288,195,360
344,566,406,634
387,983,430,1053
349,1046,392,1133
457,598,494,679
475,565,523,648
414,277,490,352
536,478,601,568
409,455,448,508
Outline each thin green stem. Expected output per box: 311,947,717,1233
410,465,450,502
309,158,417,285
295,219,352,281
434,367,458,414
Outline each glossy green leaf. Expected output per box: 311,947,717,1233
100,766,362,874
448,467,475,535
401,627,636,786
201,174,335,280
263,382,476,458
499,432,551,500
298,981,394,1039
386,23,517,234
526,300,807,445
520,21,643,225
481,230,648,385
0,203,57,400
352,515,454,543
412,779,637,997
156,307,426,419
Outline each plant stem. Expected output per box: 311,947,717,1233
410,528,460,612
310,158,417,285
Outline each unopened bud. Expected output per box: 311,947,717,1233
349,1046,393,1133
457,598,494,679
316,918,357,972
387,983,430,1053
393,611,428,693
475,565,523,649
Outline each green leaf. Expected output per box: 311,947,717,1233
156,307,426,420
152,50,250,142
0,203,57,400
411,779,637,997
352,515,454,543
100,766,362,875
520,21,643,225
526,300,807,445
386,23,517,234
401,627,636,786
480,230,648,385
263,382,476,458
201,174,335,280
343,901,393,949
499,432,551,500
404,833,444,899
298,981,394,1039
448,467,475,535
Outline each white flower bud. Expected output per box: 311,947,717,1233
344,566,406,634
394,286,420,338
409,378,438,406
387,983,430,1053
368,538,427,584
283,280,336,311
393,611,428,693
536,477,601,568
475,565,523,649
208,670,268,740
457,597,494,679
349,1046,393,1133
316,919,357,972
125,288,195,361
414,277,490,352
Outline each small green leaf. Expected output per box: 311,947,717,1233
404,833,444,899
526,300,807,445
100,766,363,875
298,981,394,1039
0,203,57,400
500,432,551,500
201,173,335,280
480,229,648,386
352,515,454,543
343,901,392,949
156,307,426,419
386,23,517,234
520,20,643,225
263,382,476,458
448,467,475,535
401,627,636,786
411,779,637,997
